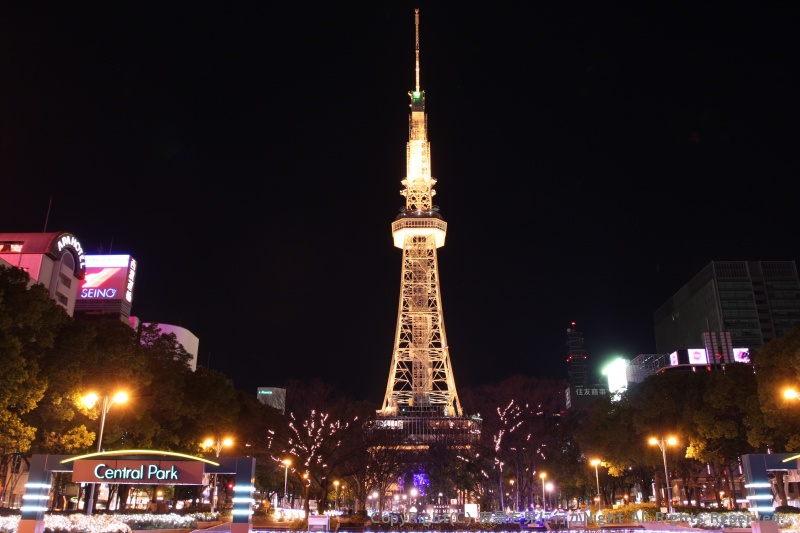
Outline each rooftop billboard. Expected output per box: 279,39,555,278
79,255,137,304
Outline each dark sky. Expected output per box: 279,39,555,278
2,3,798,404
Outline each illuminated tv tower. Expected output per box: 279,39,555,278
380,9,462,420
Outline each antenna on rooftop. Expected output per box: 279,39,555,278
414,8,420,92
43,196,53,232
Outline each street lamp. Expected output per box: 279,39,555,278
509,479,515,511
540,473,547,513
82,391,128,516
649,436,678,514
546,482,554,511
590,459,602,511
282,459,291,509
334,480,340,512
784,389,799,400
202,437,232,513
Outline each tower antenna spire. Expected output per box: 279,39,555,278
414,8,420,92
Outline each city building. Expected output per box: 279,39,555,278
654,260,800,355
563,324,608,410
257,387,287,414
375,10,480,445
566,322,588,387
0,231,87,316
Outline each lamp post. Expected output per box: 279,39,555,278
509,479,515,511
82,391,128,516
540,473,547,513
282,459,291,509
546,482,553,511
203,437,232,513
649,437,677,514
590,459,602,511
334,480,340,512
372,491,379,513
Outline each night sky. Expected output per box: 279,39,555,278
1,3,798,404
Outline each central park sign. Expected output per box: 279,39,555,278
72,459,205,484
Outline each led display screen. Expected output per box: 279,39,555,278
669,351,679,366
688,348,708,365
733,348,751,363
79,255,137,303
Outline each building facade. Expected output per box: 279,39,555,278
0,232,87,316
654,260,800,355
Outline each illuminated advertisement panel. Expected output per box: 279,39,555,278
733,348,751,363
688,348,709,365
79,255,137,304
669,351,679,366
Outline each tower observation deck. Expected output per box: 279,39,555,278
376,10,479,446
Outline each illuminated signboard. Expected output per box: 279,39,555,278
72,459,204,485
669,351,679,366
688,348,708,365
733,348,751,363
80,255,137,304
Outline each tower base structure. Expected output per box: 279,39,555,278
371,413,482,448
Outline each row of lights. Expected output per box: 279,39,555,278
588,437,678,514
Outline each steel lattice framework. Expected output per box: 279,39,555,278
380,9,462,419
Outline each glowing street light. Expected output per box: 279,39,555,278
82,391,128,516
784,389,799,400
334,480,340,511
509,479,516,511
203,437,233,457
202,437,233,513
590,459,602,511
649,436,678,514
545,482,554,511
282,459,291,509
540,473,547,512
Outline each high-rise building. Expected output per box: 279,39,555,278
565,322,588,387
562,323,609,411
654,261,800,354
376,10,479,445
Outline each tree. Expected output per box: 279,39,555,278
748,326,800,506
0,265,71,503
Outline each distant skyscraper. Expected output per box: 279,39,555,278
654,261,800,354
375,10,478,445
566,322,588,387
